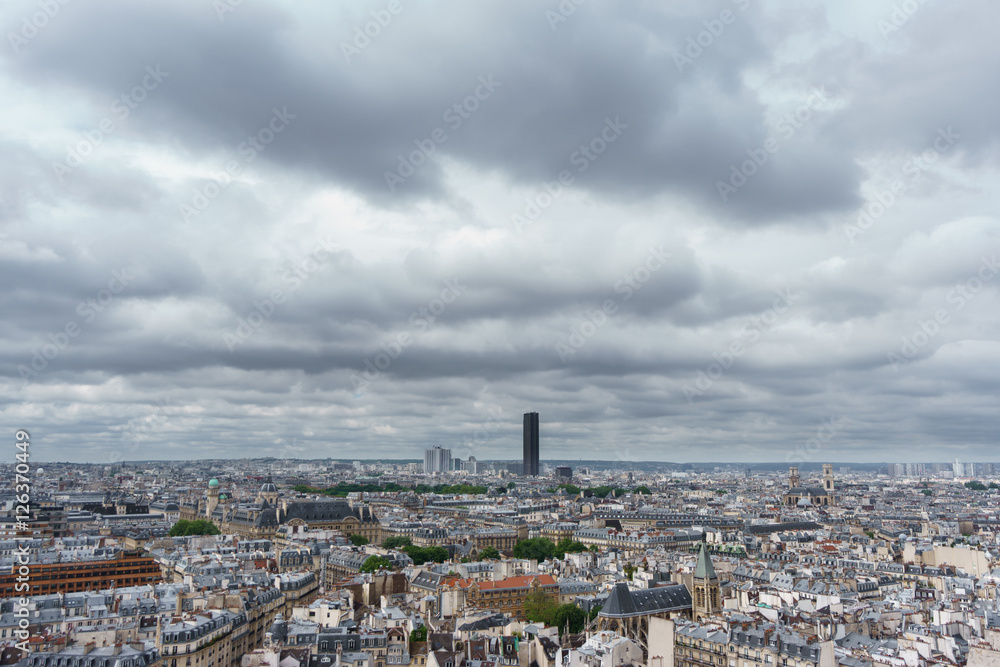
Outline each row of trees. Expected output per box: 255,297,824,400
546,484,651,497
292,482,408,496
413,483,488,495
964,481,1000,491
512,537,589,561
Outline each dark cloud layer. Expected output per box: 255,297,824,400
1,0,998,463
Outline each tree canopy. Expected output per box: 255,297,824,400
405,545,450,565
383,536,414,549
169,519,220,536
359,555,393,573
524,589,587,635
513,537,556,561
554,538,586,559
478,546,501,560
524,588,559,624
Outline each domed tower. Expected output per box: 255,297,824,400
259,475,279,506
206,478,220,517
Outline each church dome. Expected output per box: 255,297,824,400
209,478,219,488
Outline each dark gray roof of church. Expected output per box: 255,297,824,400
283,501,364,522
599,582,692,618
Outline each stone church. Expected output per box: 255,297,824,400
783,464,836,507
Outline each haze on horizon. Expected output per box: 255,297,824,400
2,0,998,464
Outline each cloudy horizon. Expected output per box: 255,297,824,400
2,0,998,465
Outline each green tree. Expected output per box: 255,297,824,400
293,482,408,496
587,605,602,622
383,536,413,550
513,537,556,561
349,534,370,546
405,545,450,565
921,489,932,496
588,545,599,553
478,546,501,561
554,538,586,559
169,519,221,537
965,480,988,491
359,555,393,573
552,604,587,635
409,626,427,643
634,485,651,495
523,588,558,625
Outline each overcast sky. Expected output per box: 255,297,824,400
2,0,998,465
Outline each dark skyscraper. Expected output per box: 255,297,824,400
523,412,539,476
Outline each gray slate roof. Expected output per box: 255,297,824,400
599,582,692,618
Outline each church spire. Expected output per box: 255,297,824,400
695,541,717,581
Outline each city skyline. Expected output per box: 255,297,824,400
3,1,1000,463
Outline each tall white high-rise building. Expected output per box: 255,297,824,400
423,446,452,474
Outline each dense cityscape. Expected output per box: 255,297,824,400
4,1,999,667
4,415,1000,667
